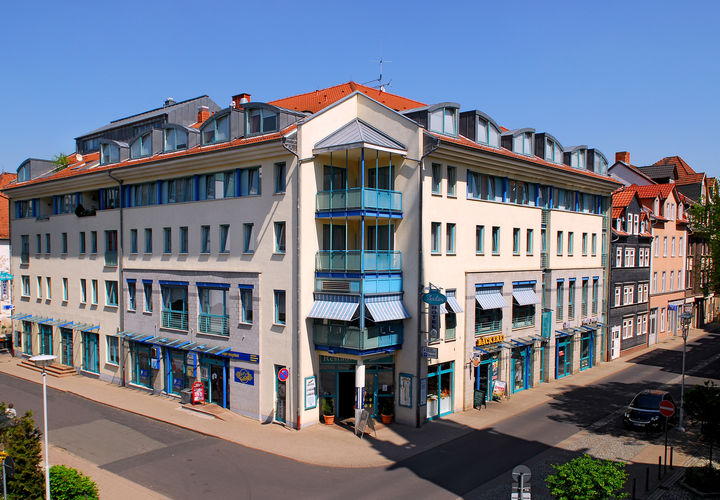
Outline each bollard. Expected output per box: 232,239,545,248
670,447,674,469
632,477,637,500
658,456,662,480
646,466,650,491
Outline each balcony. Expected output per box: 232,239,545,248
316,188,402,215
313,323,403,353
475,319,502,335
162,310,188,331
316,250,401,273
104,250,118,267
512,314,536,329
198,313,229,336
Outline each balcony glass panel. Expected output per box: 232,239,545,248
316,250,401,273
104,251,118,266
313,323,403,351
512,314,535,329
316,188,401,213
198,313,229,336
162,310,188,331
475,319,502,335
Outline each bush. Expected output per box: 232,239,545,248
545,453,628,500
49,465,99,500
0,406,44,500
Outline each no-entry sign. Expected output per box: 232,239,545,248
659,400,675,417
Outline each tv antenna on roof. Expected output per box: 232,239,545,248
364,58,392,91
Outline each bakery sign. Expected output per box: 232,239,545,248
476,334,504,347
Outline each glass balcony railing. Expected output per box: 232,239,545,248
475,320,502,335
316,250,401,273
316,188,402,213
313,323,403,351
512,314,536,329
198,313,229,336
21,252,29,265
162,310,188,331
104,250,118,266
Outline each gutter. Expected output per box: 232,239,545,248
107,171,125,387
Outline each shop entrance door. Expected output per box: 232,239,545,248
610,326,621,359
202,357,227,408
580,332,593,370
474,355,497,408
556,337,572,378
337,371,355,419
60,329,73,366
649,310,657,345
209,365,224,406
40,325,52,355
511,347,530,393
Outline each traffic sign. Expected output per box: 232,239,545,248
659,400,675,417
278,367,289,382
423,346,438,359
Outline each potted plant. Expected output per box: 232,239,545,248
321,397,335,425
380,398,393,424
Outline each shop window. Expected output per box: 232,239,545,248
426,362,454,420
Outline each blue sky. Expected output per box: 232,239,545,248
1,1,718,178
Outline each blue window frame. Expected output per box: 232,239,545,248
107,336,119,364
144,281,153,312
476,225,484,255
130,229,137,253
431,222,441,254
91,231,97,253
202,114,229,144
100,143,120,164
274,162,286,193
220,225,230,253
274,222,286,253
201,225,210,253
240,288,253,324
180,226,188,254
161,284,188,330
274,290,286,325
243,223,254,253
130,342,152,388
198,286,229,336
128,280,136,311
61,232,67,253
80,232,86,253
144,228,152,253
130,133,152,159
247,108,278,135
164,127,188,152
105,280,118,306
239,167,260,196
427,361,454,419
82,332,99,373
163,227,172,253
492,226,500,255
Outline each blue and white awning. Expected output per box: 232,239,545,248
475,289,507,310
365,294,411,322
446,292,463,313
512,287,540,306
308,294,360,321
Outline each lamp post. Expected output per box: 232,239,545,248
29,354,56,499
677,311,692,432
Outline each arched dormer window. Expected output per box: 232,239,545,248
130,133,152,159
592,150,608,174
100,142,120,165
201,112,230,145
428,104,459,136
18,162,30,182
246,105,279,136
564,146,587,169
540,134,563,163
164,126,189,152
476,112,500,147
501,129,535,156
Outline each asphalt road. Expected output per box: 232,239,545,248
2,331,719,499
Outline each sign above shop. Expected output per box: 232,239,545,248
423,290,447,305
234,368,255,385
221,351,259,364
278,367,289,382
476,334,505,347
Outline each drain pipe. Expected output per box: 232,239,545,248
108,172,125,386
282,136,302,429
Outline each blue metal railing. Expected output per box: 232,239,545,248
316,188,402,213
162,310,188,331
315,250,401,272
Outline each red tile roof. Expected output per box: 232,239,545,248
612,189,635,208
0,173,17,239
612,207,624,219
653,155,696,177
269,81,426,113
675,173,705,185
630,183,676,201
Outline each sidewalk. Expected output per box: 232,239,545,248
0,328,714,472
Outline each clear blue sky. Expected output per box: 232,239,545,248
1,1,718,178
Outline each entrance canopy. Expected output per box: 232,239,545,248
475,288,507,310
555,328,576,338
308,294,360,321
119,331,231,356
365,294,410,322
9,313,30,320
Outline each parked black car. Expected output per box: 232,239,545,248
623,390,677,431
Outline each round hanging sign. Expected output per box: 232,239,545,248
278,367,289,382
423,290,447,305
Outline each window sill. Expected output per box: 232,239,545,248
492,252,500,256
106,361,119,367
447,194,457,199
513,252,520,256
196,331,230,339
431,252,441,256
431,192,442,197
273,323,286,328
219,251,230,255
105,304,118,309
238,321,253,327
446,252,456,256
444,338,456,343
242,251,255,255
200,252,210,255
274,252,286,256
274,191,286,195
143,310,153,315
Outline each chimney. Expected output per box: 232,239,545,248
164,97,176,107
232,93,251,108
616,151,630,164
197,106,210,124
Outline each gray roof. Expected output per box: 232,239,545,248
637,164,677,180
676,183,701,202
77,95,220,138
313,119,406,154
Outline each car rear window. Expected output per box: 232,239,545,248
632,393,662,410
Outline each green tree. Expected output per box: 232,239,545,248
0,406,44,500
688,183,720,295
53,153,71,170
545,453,628,500
49,465,99,500
684,380,720,467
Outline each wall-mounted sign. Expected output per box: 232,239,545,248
304,376,317,409
423,290,447,305
423,346,438,359
278,367,289,382
419,378,427,406
234,368,255,385
476,334,505,347
399,373,413,408
221,351,259,364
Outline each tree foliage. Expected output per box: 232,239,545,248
53,153,71,170
49,465,99,500
688,183,720,295
545,453,628,500
684,380,720,467
0,404,45,500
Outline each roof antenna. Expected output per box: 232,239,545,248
364,58,392,91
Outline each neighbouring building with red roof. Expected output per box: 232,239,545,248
4,82,620,429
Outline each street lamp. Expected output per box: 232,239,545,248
29,354,56,500
677,311,693,432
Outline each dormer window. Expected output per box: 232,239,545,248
545,139,563,163
593,154,608,173
247,108,278,135
429,107,457,136
164,127,188,152
616,217,622,231
570,149,586,169
513,132,533,156
100,143,120,165
202,114,229,145
654,198,660,214
476,117,500,147
130,133,152,159
18,163,29,182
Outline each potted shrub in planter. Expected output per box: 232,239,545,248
380,398,393,424
321,397,335,425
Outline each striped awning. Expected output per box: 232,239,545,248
475,289,507,310
308,294,360,321
365,294,411,322
512,287,540,306
446,293,463,313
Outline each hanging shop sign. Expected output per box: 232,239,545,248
423,346,439,359
423,290,447,306
471,355,481,367
234,368,255,385
192,381,204,404
221,351,259,364
476,334,505,347
304,376,317,410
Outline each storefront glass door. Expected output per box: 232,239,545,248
60,328,73,366
22,321,32,355
39,324,53,355
167,349,186,395
82,332,99,373
511,346,531,393
202,356,227,408
427,361,454,419
131,342,152,388
580,331,593,370
473,354,499,408
556,337,572,378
